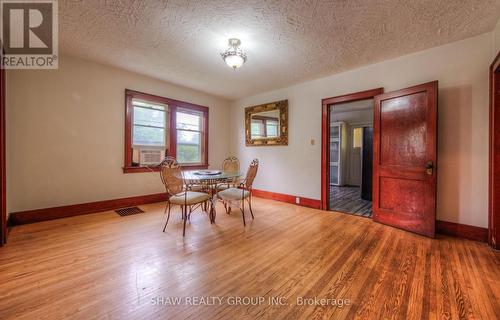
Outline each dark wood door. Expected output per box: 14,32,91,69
373,81,438,237
361,127,373,201
490,52,500,249
0,47,5,246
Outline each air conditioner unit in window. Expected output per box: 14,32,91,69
139,148,165,166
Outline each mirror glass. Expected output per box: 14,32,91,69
250,109,280,139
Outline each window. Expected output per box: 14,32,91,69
132,99,167,147
124,90,209,173
251,119,264,138
266,119,278,137
250,117,279,138
352,127,362,148
176,109,204,164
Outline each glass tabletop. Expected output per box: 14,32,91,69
183,170,242,181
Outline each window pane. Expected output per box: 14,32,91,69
134,106,165,127
330,164,339,185
266,120,278,137
251,120,264,138
331,125,340,139
176,111,201,131
353,127,362,148
133,126,165,146
132,99,166,110
330,141,339,162
177,130,201,163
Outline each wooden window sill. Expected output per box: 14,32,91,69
123,164,209,174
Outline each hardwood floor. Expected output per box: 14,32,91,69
330,186,372,217
0,198,498,319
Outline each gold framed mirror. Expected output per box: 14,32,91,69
245,100,288,146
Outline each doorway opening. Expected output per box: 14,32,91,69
321,88,383,215
322,83,437,237
329,99,373,217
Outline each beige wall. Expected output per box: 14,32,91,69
231,32,492,228
6,55,231,213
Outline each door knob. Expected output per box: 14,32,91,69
425,161,433,175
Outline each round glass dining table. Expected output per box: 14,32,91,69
182,170,242,223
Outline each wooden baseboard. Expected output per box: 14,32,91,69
251,189,321,209
8,190,488,244
436,220,488,243
252,189,487,242
9,189,320,226
9,193,168,225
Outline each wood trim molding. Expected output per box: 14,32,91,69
123,164,209,174
322,87,385,106
251,189,321,209
124,89,208,110
321,88,384,210
9,193,168,225
9,189,321,225
489,50,500,249
7,188,487,244
0,43,5,246
252,189,485,242
436,220,488,243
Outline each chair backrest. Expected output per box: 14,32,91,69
159,157,184,196
222,156,240,172
244,159,259,189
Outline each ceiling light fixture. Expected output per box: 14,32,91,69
221,38,247,70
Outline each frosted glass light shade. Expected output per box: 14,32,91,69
224,54,245,69
220,38,247,70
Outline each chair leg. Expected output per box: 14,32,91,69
209,201,216,224
248,197,254,219
182,204,187,237
162,203,171,232
241,198,246,226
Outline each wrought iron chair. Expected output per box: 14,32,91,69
219,156,240,213
221,156,240,187
222,156,240,174
217,159,259,226
159,157,210,236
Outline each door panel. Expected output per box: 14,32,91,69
380,92,427,166
373,81,438,237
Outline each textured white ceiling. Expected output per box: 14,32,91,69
332,99,374,113
60,0,500,100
